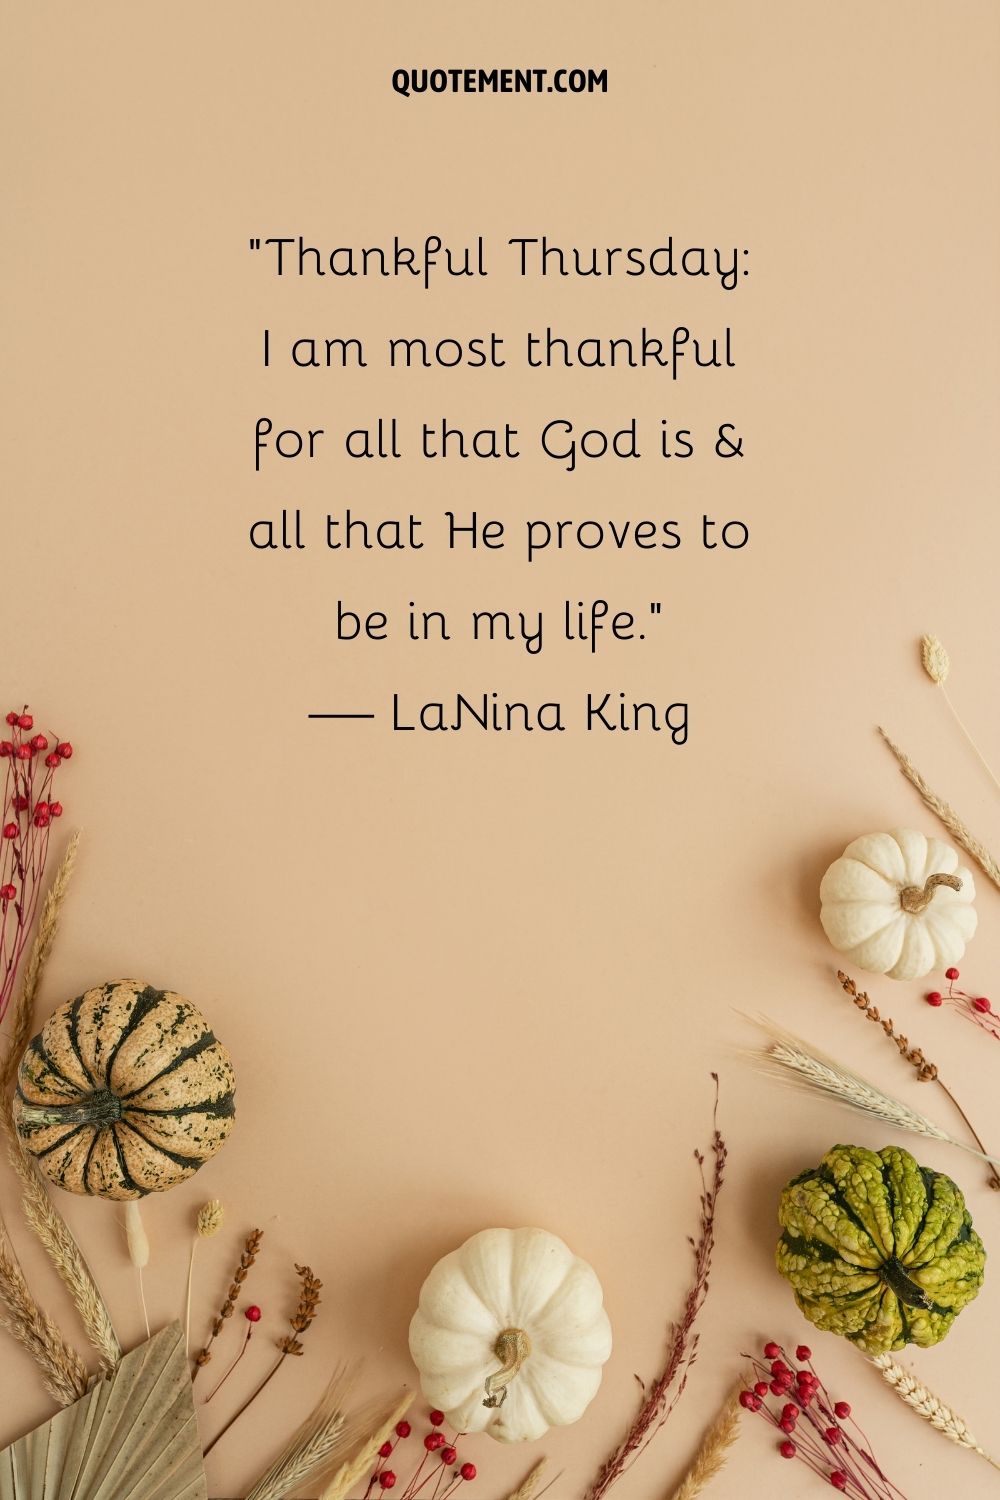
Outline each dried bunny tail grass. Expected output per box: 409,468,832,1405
244,1363,359,1500
747,1017,1000,1167
197,1200,224,1237
918,636,1000,794
871,1353,1000,1470
318,1392,415,1500
504,1460,551,1500
0,833,122,1372
879,727,1000,889
0,1219,89,1406
666,1387,742,1500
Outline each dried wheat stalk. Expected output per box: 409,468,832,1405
750,1018,1000,1167
879,727,1000,891
504,1460,550,1500
871,1353,1000,1470
244,1363,358,1500
317,1392,415,1500
0,1218,89,1406
665,1387,742,1500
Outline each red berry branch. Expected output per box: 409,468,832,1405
741,1342,907,1497
0,707,73,1026
925,967,1000,1043
364,1409,480,1500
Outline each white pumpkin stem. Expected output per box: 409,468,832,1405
898,872,962,915
483,1327,532,1409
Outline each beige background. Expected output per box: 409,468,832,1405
3,2,1000,1496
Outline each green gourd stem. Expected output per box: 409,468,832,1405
898,872,962,914
17,1090,123,1129
483,1328,532,1409
878,1258,931,1311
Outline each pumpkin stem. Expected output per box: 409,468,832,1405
898,872,962,915
879,1257,931,1311
17,1088,123,1130
483,1327,532,1409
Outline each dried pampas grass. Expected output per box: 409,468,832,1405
749,1018,1000,1168
244,1364,358,1500
0,1220,89,1407
920,635,1000,794
666,1388,742,1500
871,1353,1000,1470
879,727,1000,892
318,1392,414,1500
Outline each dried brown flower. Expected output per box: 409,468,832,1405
192,1228,264,1376
278,1263,322,1356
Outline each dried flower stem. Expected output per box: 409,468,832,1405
836,972,1000,1191
878,727,1000,892
185,1199,224,1355
584,1077,727,1500
125,1199,151,1340
665,1387,741,1500
871,1352,1000,1470
192,1226,263,1378
749,1018,1000,1168
203,1262,322,1458
920,635,1000,794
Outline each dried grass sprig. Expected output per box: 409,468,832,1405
244,1362,358,1500
920,635,1000,794
878,727,1000,891
185,1199,224,1355
203,1261,322,1458
192,1226,264,1377
584,1077,727,1500
504,1459,550,1500
317,1392,415,1500
665,1388,741,1500
837,972,1000,1191
0,832,122,1373
0,1219,89,1406
871,1352,1000,1470
749,1018,1000,1167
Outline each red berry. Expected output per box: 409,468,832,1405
44,752,60,768
245,1305,262,1322
441,1447,458,1465
0,742,10,757
782,1403,799,1422
946,967,960,981
824,1427,842,1445
379,1473,396,1490
15,744,31,760
830,1474,848,1491
49,801,62,818
30,734,47,751
424,1434,446,1452
754,1382,769,1397
429,1410,445,1427
779,1418,796,1434
0,884,15,901
763,1341,781,1359
795,1345,811,1361
2,823,17,839
378,1441,393,1458
395,1421,411,1438
17,714,33,730
13,795,28,811
779,1440,797,1459
56,742,73,759
925,991,943,1006
739,1390,760,1410
33,811,50,828
834,1401,851,1420
973,997,992,1013
770,1360,790,1376
5,712,18,726
460,1464,477,1482
770,1380,788,1396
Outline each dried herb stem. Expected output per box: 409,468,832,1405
192,1227,263,1378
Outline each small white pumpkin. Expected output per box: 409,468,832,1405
820,829,976,980
408,1226,612,1443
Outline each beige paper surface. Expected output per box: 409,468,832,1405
2,3,999,1496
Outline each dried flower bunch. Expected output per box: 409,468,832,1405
355,1407,483,1500
835,971,999,1190
584,1078,727,1500
741,1341,906,1497
0,707,72,1025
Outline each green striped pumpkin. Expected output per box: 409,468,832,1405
14,979,235,1201
777,1144,985,1353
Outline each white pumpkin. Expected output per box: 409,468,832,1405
820,829,976,980
408,1226,612,1443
